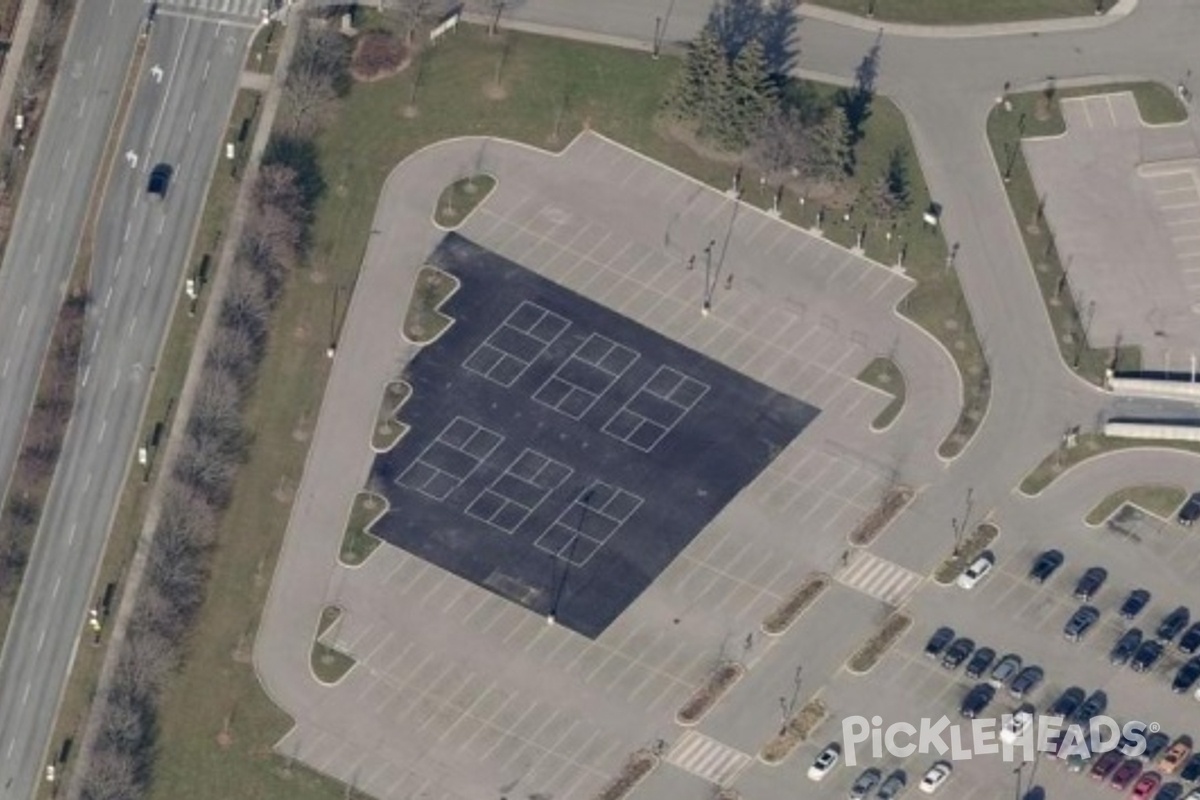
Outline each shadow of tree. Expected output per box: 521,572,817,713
705,0,799,76
837,31,882,145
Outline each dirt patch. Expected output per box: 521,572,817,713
483,81,508,101
760,698,829,764
762,573,830,635
847,613,912,674
592,750,658,800
848,486,914,547
676,662,744,725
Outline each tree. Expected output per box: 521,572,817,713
282,23,350,135
802,105,854,181
724,38,776,150
869,146,912,219
750,106,806,178
663,27,726,123
379,0,439,43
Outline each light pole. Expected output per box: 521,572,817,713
652,16,661,59
702,240,715,315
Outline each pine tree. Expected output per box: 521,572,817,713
663,28,726,123
724,38,777,151
803,106,854,182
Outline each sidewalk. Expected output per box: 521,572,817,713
0,0,40,122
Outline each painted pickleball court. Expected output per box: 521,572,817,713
368,234,819,638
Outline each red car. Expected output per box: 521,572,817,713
1111,760,1143,791
1091,750,1124,781
1132,772,1162,800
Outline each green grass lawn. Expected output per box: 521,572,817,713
1086,485,1186,525
136,22,982,800
402,266,457,343
310,607,356,684
984,83,1190,384
434,174,496,227
856,356,906,430
371,381,410,452
1020,434,1200,495
808,0,1116,24
340,491,386,566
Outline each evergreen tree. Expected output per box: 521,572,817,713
723,38,777,151
663,28,726,123
803,105,854,181
879,146,912,215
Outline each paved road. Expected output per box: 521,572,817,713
0,4,258,799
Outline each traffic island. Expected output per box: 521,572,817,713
675,662,745,726
933,523,999,585
434,174,496,228
591,750,659,800
856,357,906,431
848,486,914,547
310,606,356,685
846,612,912,675
339,491,386,566
402,266,458,344
761,573,830,636
759,698,829,764
1086,485,1187,525
371,380,411,452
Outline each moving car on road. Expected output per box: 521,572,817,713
1029,549,1064,583
807,743,840,781
1074,567,1108,601
147,163,173,199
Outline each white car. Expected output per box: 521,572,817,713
918,762,952,794
807,743,841,781
956,554,994,590
1000,708,1034,744
1184,789,1200,800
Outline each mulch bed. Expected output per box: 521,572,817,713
847,612,912,674
932,523,999,585
592,750,658,800
676,662,745,725
760,698,829,764
848,486,914,546
762,573,830,635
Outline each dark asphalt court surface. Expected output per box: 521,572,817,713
367,234,819,638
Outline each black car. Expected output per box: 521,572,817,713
848,768,882,800
1120,589,1152,620
1179,623,1200,655
1074,567,1108,601
1065,605,1101,642
1073,690,1107,723
1048,686,1086,718
1178,493,1200,526
942,637,975,671
1178,753,1200,782
1173,657,1200,693
876,770,906,800
1158,607,1191,642
961,683,996,719
1132,640,1165,672
965,647,996,680
1157,783,1185,800
1009,665,1044,699
924,626,956,659
1145,731,1171,761
1030,549,1065,583
1111,628,1143,666
147,163,173,199
989,653,1022,688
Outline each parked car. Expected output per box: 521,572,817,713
1173,659,1200,693
957,553,994,590
964,647,996,680
1133,640,1166,673
1090,749,1124,781
1122,589,1153,620
1029,549,1064,583
1111,759,1144,790
1179,623,1200,655
1159,739,1193,775
1122,726,1152,757
1178,753,1200,782
1064,605,1101,642
1178,493,1200,526
1113,628,1144,666
942,638,975,670
961,683,995,718
877,770,906,800
849,767,882,800
1000,705,1035,744
1159,607,1191,642
1074,567,1108,601
807,743,841,781
1048,686,1086,719
924,627,955,659
1147,734,1173,761
1133,773,1163,800
918,762,951,795
1155,783,1185,800
989,653,1022,688
1009,665,1044,699
1073,689,1107,723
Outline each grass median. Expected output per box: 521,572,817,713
1086,485,1186,525
1020,434,1200,495
127,22,980,800
986,82,1188,383
807,0,1117,24
856,356,905,430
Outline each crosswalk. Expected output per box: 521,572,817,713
665,731,751,786
836,551,924,606
153,0,269,22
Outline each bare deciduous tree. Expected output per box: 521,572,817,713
282,23,350,135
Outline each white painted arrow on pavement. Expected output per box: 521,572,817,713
150,65,163,83
125,150,138,169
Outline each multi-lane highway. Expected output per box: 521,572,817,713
0,1,262,797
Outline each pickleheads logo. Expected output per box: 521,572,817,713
841,715,1158,766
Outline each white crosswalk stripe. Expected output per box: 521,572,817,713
836,551,923,606
152,0,267,22
666,731,752,786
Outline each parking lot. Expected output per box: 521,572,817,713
1023,92,1200,369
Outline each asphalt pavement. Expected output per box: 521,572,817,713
0,5,256,799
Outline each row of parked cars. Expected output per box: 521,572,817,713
806,745,954,798
923,627,1044,713
1046,725,1200,800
